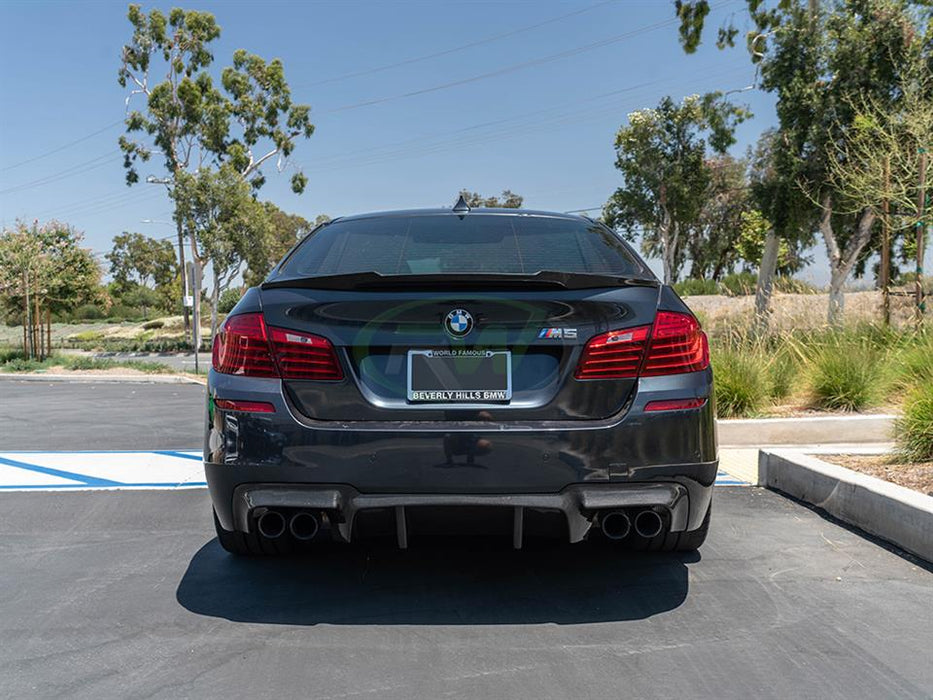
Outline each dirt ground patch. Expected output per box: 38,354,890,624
686,289,926,333
819,454,933,497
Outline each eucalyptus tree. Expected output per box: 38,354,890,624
107,232,178,291
458,190,524,208
603,93,749,284
675,0,930,324
241,203,313,287
685,154,754,280
118,4,314,339
172,165,272,339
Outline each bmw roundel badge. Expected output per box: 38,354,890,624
444,308,474,338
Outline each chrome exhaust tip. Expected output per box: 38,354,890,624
289,512,319,541
634,510,664,539
600,510,631,540
257,510,286,539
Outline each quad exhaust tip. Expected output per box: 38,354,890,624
634,510,664,539
600,510,631,540
257,510,287,539
289,512,320,541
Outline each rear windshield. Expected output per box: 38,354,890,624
278,214,644,278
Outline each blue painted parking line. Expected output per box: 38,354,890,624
715,470,748,486
0,451,748,492
0,451,204,491
0,455,122,487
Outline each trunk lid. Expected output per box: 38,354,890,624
259,280,660,421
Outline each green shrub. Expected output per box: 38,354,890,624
766,349,800,400
720,272,757,297
896,383,933,462
107,305,146,321
218,288,244,313
674,278,720,297
142,320,165,330
2,357,45,372
64,357,117,371
806,338,881,411
713,350,769,417
73,304,106,320
0,348,26,363
63,356,173,374
887,332,933,392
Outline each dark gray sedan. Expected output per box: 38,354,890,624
205,201,716,554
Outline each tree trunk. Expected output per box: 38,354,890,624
819,196,877,326
828,270,847,325
46,308,51,355
754,229,780,336
211,266,220,342
24,268,32,359
173,190,190,332
658,190,676,285
34,295,41,361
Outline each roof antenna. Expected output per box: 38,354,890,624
452,194,471,214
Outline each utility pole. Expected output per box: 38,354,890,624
917,149,928,325
882,156,891,325
146,176,190,332
186,261,201,374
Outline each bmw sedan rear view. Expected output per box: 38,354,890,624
205,204,716,554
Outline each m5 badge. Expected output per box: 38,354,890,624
538,327,577,339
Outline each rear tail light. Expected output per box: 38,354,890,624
212,313,278,377
212,313,343,381
268,326,344,380
641,311,709,376
573,326,650,379
574,311,709,380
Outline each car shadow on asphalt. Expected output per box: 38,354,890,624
176,537,695,625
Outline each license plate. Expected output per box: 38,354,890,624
407,349,512,402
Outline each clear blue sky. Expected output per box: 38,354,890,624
0,0,790,278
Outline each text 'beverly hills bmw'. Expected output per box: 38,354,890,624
206,198,717,554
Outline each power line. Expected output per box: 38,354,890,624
0,150,121,195
305,65,749,172
0,120,123,173
297,0,616,88
319,1,737,115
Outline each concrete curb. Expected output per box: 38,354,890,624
760,449,933,563
0,373,204,385
719,414,895,446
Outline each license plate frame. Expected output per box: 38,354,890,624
407,349,512,403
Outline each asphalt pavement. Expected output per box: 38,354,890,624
0,379,204,450
0,380,931,699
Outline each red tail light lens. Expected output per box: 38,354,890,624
268,326,344,381
214,399,276,413
645,398,707,412
574,325,650,379
212,313,343,381
641,311,709,376
574,311,709,380
212,313,278,377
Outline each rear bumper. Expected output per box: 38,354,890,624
205,370,718,538
226,478,712,547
